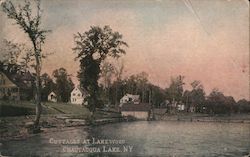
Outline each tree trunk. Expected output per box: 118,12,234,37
115,82,118,106
34,72,42,127
32,41,42,127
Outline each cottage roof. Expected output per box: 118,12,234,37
20,71,34,81
49,91,56,96
121,103,151,112
72,86,88,95
0,70,33,89
124,94,140,99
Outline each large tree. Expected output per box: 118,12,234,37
73,25,128,113
165,75,185,102
2,0,51,127
205,89,236,114
53,68,74,102
100,61,115,104
20,48,34,73
1,39,22,65
100,61,115,90
111,72,150,103
237,99,250,113
41,73,56,101
0,39,34,73
183,80,206,112
0,39,23,74
113,60,124,105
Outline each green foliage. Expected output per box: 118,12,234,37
106,72,166,107
2,0,50,48
0,40,23,74
73,26,128,112
165,75,185,102
237,99,250,113
53,68,74,102
204,89,236,114
0,39,22,64
112,72,149,104
183,80,206,112
100,61,115,90
1,0,51,126
41,73,56,101
150,84,166,108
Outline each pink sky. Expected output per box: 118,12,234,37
0,0,249,100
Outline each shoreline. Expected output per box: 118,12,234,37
0,115,133,142
158,114,250,123
159,118,250,123
1,114,250,141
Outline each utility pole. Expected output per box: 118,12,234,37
149,87,155,120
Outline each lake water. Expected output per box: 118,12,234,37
1,121,250,157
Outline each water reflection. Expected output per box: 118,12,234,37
1,121,250,157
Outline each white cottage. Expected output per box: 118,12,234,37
120,94,140,107
70,86,87,105
177,104,185,111
48,92,57,102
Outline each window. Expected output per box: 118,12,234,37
73,93,76,96
78,94,81,97
12,88,18,92
0,79,5,85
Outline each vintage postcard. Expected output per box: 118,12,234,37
0,0,249,157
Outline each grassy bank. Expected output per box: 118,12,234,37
0,100,124,140
0,100,90,117
1,101,250,141
0,100,89,140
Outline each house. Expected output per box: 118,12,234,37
70,86,87,105
48,91,57,102
159,100,170,108
177,101,185,111
167,100,178,114
189,104,196,112
0,71,34,101
120,103,151,120
177,104,185,111
0,71,20,100
120,94,140,107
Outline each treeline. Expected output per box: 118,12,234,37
1,39,249,114
98,69,250,114
0,59,74,102
68,25,250,114
0,39,74,102
99,70,165,107
40,68,74,102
